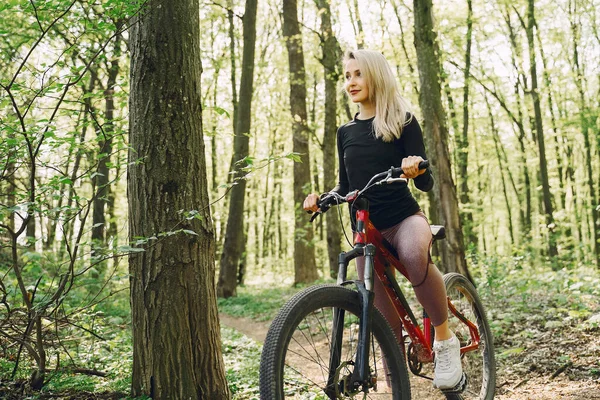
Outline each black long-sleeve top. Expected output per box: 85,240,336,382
332,114,434,230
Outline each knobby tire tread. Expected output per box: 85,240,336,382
443,273,496,400
259,284,411,400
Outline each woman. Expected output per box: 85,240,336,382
303,49,463,390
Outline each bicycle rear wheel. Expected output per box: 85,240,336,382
260,284,411,399
443,273,496,400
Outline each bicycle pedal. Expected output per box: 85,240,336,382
440,373,467,394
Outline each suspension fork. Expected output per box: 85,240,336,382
351,244,376,388
325,244,376,397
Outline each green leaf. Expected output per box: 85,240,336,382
285,152,303,163
214,106,230,118
117,245,145,253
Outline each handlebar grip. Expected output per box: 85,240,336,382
391,160,429,177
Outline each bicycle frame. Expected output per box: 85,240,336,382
327,198,481,394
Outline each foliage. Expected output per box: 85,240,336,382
222,326,261,400
217,284,305,322
0,0,599,395
0,0,140,390
474,255,600,381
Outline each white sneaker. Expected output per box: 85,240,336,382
433,334,463,390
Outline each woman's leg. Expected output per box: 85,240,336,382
381,214,448,331
355,214,448,340
382,213,463,389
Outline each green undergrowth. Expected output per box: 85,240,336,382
222,326,262,400
473,255,600,338
470,254,600,381
3,258,598,398
217,279,334,322
219,256,600,394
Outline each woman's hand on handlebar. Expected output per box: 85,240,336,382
303,193,320,213
400,156,427,179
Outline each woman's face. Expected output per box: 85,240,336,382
344,59,369,104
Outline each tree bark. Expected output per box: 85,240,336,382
128,1,229,398
412,0,472,280
282,0,318,284
315,0,343,278
218,0,258,298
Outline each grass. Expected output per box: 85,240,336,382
217,280,332,322
222,326,262,400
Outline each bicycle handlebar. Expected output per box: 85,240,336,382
308,160,429,222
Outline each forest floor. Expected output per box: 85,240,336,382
220,281,600,400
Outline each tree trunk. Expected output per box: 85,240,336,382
315,0,343,278
536,28,565,210
282,0,318,284
412,0,472,281
526,0,558,258
346,0,364,48
217,0,258,298
128,1,229,398
486,94,515,245
569,0,599,267
92,32,122,248
391,0,420,96
458,0,476,248
502,7,532,238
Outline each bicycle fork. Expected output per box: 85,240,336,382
326,244,377,398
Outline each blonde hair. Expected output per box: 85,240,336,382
344,50,411,142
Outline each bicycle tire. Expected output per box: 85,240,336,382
442,273,496,400
260,284,411,399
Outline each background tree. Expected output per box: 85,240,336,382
315,0,343,278
525,0,558,258
218,0,258,298
413,0,471,279
128,0,229,397
282,0,318,284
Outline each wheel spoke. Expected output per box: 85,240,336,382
260,284,411,399
443,273,496,400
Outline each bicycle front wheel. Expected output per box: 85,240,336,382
443,273,496,400
260,284,411,399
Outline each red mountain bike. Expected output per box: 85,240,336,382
259,163,496,399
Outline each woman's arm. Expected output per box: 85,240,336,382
331,127,349,195
401,117,433,192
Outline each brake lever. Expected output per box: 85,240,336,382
309,212,320,222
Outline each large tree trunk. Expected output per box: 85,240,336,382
128,1,229,398
282,0,318,284
412,0,472,281
315,0,342,278
217,0,258,298
526,0,558,258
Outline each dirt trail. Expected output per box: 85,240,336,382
220,313,600,399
